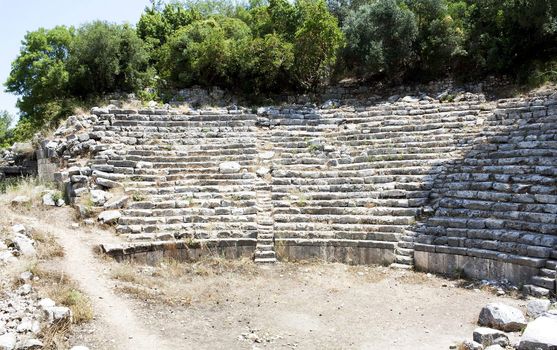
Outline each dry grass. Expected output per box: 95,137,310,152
395,271,433,285
0,177,60,212
346,265,388,283
110,256,258,306
30,265,94,324
39,321,71,350
31,229,65,259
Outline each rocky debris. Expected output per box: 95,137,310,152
219,161,241,173
461,340,484,350
103,196,128,210
526,299,551,319
518,316,557,350
0,333,16,350
41,191,64,207
473,327,509,347
70,347,90,350
256,166,270,177
17,284,32,296
14,338,43,350
98,210,121,225
10,197,30,206
10,235,36,258
484,345,505,350
11,225,26,236
90,190,109,206
95,177,120,189
478,303,527,332
43,306,72,325
459,302,557,350
0,278,52,349
0,226,86,350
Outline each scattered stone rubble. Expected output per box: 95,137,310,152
456,300,557,350
0,224,80,350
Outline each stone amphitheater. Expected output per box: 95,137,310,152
37,89,557,297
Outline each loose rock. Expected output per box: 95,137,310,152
526,299,551,319
473,327,509,347
219,161,241,173
478,303,527,332
98,210,121,225
0,333,16,350
518,316,557,350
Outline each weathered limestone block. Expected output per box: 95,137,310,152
478,303,527,332
518,316,557,350
473,327,509,347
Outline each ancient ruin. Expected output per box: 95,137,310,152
28,89,556,298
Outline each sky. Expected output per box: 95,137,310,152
0,0,151,121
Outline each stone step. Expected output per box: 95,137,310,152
272,207,420,216
390,263,413,270
273,214,415,225
255,244,274,251
116,223,258,235
395,255,414,265
523,284,551,298
395,247,414,257
531,276,555,290
539,268,556,278
254,257,277,264
546,260,557,270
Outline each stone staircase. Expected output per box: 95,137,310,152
45,91,556,288
415,97,557,295
526,259,557,296
262,101,487,267
91,111,260,241
254,137,277,263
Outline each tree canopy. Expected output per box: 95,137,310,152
3,0,557,144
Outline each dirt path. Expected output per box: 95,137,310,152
4,207,528,350
7,208,179,350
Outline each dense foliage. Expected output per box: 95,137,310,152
3,0,557,143
0,111,13,148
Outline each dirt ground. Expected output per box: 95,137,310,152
2,205,527,350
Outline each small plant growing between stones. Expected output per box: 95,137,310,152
132,192,145,202
452,267,465,279
51,190,64,204
289,190,308,207
307,143,320,154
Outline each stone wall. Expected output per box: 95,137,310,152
43,90,557,294
414,95,557,295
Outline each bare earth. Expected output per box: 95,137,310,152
5,207,526,350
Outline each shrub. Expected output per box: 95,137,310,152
240,33,294,92
342,0,418,80
4,26,74,130
160,17,252,88
68,21,150,97
293,0,344,89
404,0,466,78
0,111,13,148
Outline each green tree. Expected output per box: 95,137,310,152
160,17,252,88
137,1,201,53
404,0,465,78
4,26,74,131
451,0,557,76
342,0,418,80
268,0,300,40
240,33,294,92
0,111,13,148
68,21,150,97
293,0,344,89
